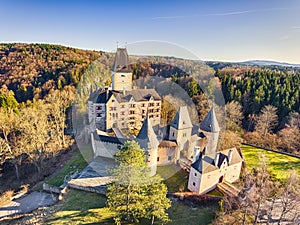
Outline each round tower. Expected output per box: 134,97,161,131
199,107,220,157
136,115,159,176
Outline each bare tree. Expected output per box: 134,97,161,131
45,87,75,148
0,109,22,180
18,101,52,175
277,172,300,224
225,101,243,132
255,105,278,136
287,111,300,129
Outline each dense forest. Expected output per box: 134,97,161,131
217,68,299,124
0,43,300,195
0,43,101,102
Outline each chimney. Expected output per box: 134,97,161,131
193,146,201,163
228,150,232,164
106,89,109,100
214,153,220,167
123,88,126,95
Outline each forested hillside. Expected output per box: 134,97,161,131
0,43,101,102
217,69,299,123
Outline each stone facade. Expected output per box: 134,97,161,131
188,148,243,194
88,48,161,131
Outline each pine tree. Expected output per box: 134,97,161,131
107,140,170,224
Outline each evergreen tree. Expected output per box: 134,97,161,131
107,141,170,224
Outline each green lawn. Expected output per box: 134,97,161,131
46,189,217,225
241,144,300,181
157,165,189,192
167,201,217,225
45,148,89,187
46,189,115,225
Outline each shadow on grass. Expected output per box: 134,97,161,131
46,189,115,225
157,165,189,193
46,208,115,225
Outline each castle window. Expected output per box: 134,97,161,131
149,115,154,118
112,99,115,102
148,103,154,107
183,121,186,125
156,102,160,106
96,106,102,110
183,133,186,137
208,175,211,179
149,109,154,113
193,182,195,186
194,173,197,177
156,114,159,117
157,157,160,162
168,156,171,161
121,111,125,116
172,132,175,137
129,110,135,115
142,103,145,107
97,113,102,117
121,75,125,77
156,109,160,112
121,104,125,108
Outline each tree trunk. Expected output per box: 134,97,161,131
277,206,286,225
62,130,65,148
126,184,130,221
254,200,261,225
151,215,155,225
13,162,20,180
242,208,247,225
267,198,275,225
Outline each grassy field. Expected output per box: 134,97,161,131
46,189,115,225
241,144,300,181
46,189,217,225
44,148,89,187
157,164,189,192
168,201,217,225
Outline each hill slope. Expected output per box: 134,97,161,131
0,43,102,101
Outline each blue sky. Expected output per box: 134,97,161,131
1,0,300,63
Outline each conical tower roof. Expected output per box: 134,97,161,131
200,107,220,133
170,106,193,130
112,48,129,72
137,116,159,150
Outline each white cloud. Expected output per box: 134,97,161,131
147,7,290,20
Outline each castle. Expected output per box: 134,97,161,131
88,48,161,131
88,48,243,193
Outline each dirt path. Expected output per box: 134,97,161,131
0,191,58,219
